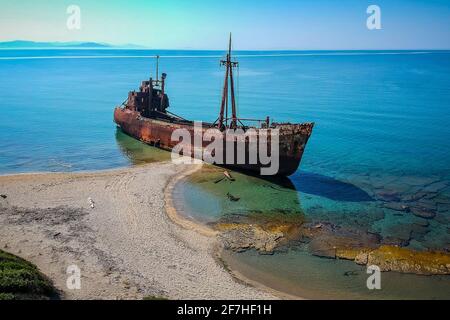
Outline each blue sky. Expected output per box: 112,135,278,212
0,0,449,49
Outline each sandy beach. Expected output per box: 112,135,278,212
0,162,276,300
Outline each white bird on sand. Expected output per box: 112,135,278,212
88,197,95,209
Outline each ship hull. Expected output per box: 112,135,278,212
114,108,313,176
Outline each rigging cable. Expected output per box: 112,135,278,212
237,60,240,120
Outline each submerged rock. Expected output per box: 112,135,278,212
410,229,429,242
308,231,380,260
410,207,436,219
343,270,359,276
384,224,412,244
381,236,410,247
217,223,285,254
383,202,410,212
371,209,386,221
415,199,438,211
402,192,428,202
437,203,450,213
308,236,337,258
300,220,450,275
412,218,430,227
364,246,450,275
214,211,305,254
436,197,450,205
435,213,449,225
333,245,450,275
226,192,240,202
421,181,448,193
376,191,401,202
213,206,449,276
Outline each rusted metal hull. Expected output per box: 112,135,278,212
114,108,313,176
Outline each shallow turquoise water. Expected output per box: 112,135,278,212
172,166,450,299
222,249,450,300
1,49,449,298
1,50,449,177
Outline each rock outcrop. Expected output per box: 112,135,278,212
211,207,450,275
217,223,284,254
213,211,305,254
350,245,450,275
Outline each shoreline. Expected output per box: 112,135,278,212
0,162,276,299
163,165,305,300
164,164,218,238
163,165,450,299
0,161,160,178
212,247,304,300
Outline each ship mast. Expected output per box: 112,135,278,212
155,55,159,83
218,33,239,130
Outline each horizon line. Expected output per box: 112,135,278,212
0,51,444,61
0,47,449,51
0,40,449,51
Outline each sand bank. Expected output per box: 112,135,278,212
0,162,276,299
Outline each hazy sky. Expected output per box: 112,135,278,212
0,0,449,49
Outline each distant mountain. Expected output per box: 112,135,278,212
0,40,144,49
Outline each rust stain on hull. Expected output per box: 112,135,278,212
114,108,313,176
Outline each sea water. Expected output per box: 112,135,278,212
1,49,449,298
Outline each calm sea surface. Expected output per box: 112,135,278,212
1,49,449,298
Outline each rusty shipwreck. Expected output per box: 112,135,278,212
114,35,314,176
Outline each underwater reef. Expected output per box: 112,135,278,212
213,212,450,275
